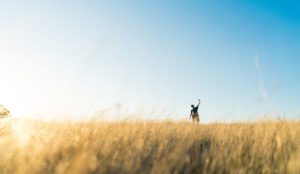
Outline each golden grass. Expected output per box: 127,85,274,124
0,118,299,174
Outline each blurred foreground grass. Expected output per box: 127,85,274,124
0,118,299,174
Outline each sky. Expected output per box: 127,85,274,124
0,0,300,122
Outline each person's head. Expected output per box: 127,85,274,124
191,105,194,108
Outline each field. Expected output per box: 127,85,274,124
0,118,299,174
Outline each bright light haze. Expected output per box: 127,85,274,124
0,1,300,122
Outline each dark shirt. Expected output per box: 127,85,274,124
191,106,199,114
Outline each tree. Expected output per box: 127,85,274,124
0,105,10,118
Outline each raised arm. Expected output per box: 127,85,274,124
196,99,201,107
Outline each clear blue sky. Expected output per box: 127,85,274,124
0,1,299,122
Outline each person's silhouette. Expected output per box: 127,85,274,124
190,99,200,123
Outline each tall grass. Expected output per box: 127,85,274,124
0,118,299,174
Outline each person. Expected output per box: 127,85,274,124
190,99,200,123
